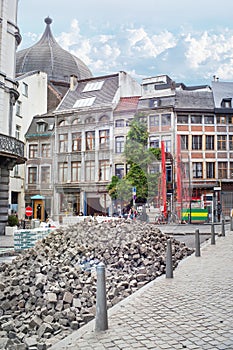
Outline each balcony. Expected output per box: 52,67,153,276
0,133,26,168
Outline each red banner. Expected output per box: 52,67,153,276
161,141,167,218
176,135,182,206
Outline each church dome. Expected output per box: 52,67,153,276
16,17,92,83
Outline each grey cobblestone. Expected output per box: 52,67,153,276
50,230,233,350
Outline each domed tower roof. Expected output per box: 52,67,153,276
16,17,92,83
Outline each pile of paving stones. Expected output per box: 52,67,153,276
0,219,194,349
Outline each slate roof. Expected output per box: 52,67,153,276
25,114,55,138
16,17,92,83
175,89,214,111
211,81,233,108
56,73,120,111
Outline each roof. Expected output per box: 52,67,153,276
16,17,92,83
211,81,233,108
175,90,214,111
114,96,140,113
56,73,120,111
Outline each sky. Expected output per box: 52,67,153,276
17,0,233,86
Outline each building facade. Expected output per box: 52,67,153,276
0,0,26,234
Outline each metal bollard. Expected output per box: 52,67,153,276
166,239,173,278
95,262,108,332
221,219,225,237
231,217,233,231
211,223,215,245
195,228,201,257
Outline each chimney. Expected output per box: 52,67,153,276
70,75,78,91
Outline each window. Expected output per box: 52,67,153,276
99,115,109,123
181,135,188,150
73,97,96,108
15,125,21,140
149,163,160,174
41,144,51,158
149,115,159,127
37,123,46,133
22,82,28,97
115,164,124,179
217,115,226,124
16,101,21,116
206,135,215,150
59,134,68,153
126,118,133,126
230,136,233,150
72,118,81,125
192,135,202,150
83,81,104,92
58,162,68,182
72,132,82,152
218,162,227,179
221,98,232,108
29,144,38,158
149,137,159,148
193,162,203,178
14,165,19,176
217,135,227,150
86,131,95,151
204,115,214,124
59,120,67,126
177,115,188,124
230,162,233,178
166,165,172,182
85,117,95,124
191,115,202,124
115,119,124,127
99,130,109,149
41,166,50,184
71,161,81,182
28,167,37,184
206,162,215,179
99,160,110,181
85,161,95,181
164,140,171,152
115,136,124,153
161,113,171,126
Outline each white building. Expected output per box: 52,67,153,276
9,71,48,219
0,0,26,234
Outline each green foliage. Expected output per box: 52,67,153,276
8,215,19,227
107,113,161,205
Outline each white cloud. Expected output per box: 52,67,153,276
126,28,177,57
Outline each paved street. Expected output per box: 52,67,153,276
51,227,233,350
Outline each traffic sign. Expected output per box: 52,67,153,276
25,206,33,217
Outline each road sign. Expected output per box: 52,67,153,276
25,206,33,217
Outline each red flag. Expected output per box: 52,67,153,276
161,141,167,218
176,135,182,206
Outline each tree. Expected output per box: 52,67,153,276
107,114,161,206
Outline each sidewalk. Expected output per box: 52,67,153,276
51,230,233,350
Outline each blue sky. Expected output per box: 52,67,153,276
17,0,233,86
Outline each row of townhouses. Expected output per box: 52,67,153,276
1,10,233,233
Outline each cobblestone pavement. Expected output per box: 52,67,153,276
51,231,233,350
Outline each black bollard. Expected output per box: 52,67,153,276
195,228,201,257
166,239,173,278
211,223,215,245
221,219,225,237
95,262,108,331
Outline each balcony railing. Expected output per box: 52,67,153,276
0,133,25,159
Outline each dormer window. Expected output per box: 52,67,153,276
221,98,232,108
36,119,47,133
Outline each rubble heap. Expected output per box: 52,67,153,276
0,219,194,349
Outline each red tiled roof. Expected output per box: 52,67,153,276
114,96,140,112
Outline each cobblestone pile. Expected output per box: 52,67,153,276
0,219,194,349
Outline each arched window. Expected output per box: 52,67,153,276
99,115,109,123
85,117,95,124
72,118,81,125
58,120,67,126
